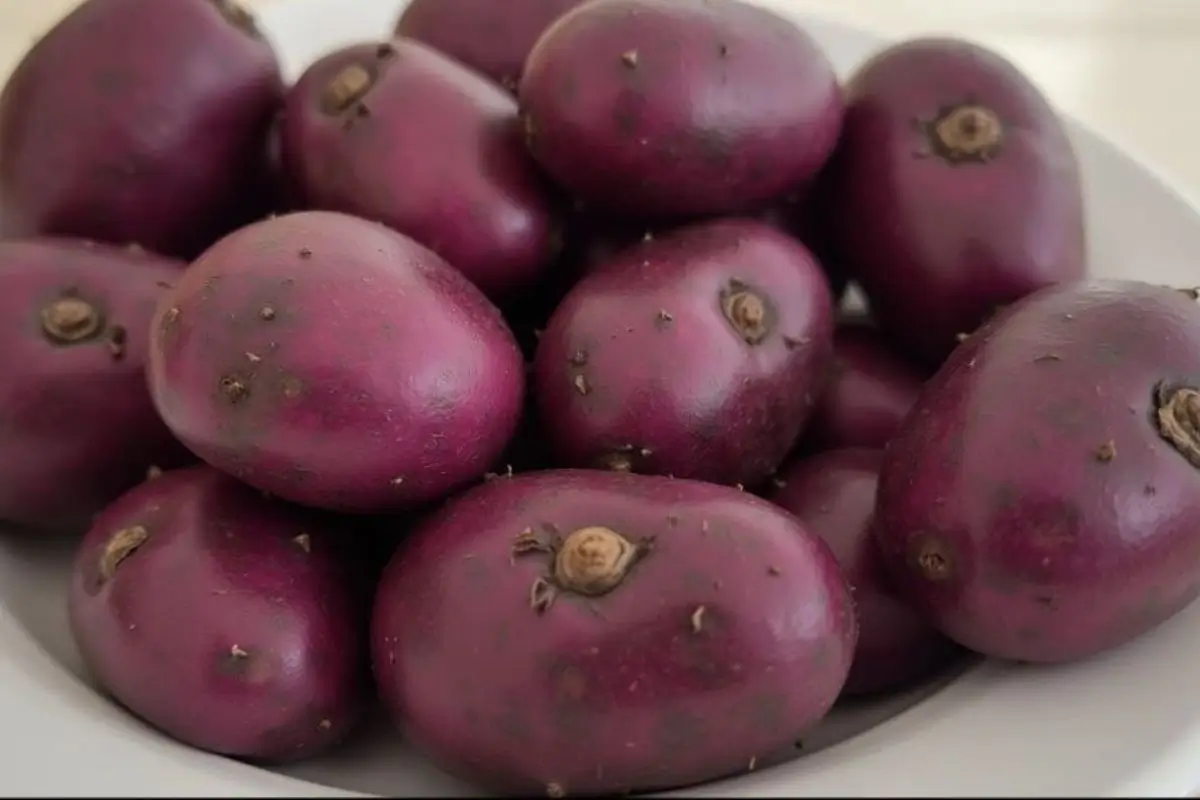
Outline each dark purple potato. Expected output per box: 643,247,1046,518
0,238,192,531
519,0,843,219
340,511,425,600
875,280,1200,663
394,0,590,92
770,448,956,696
571,218,661,277
783,177,848,303
0,0,283,259
147,210,526,514
372,469,856,796
804,321,928,452
492,392,558,475
823,37,1086,366
263,110,300,214
534,218,835,488
279,39,562,305
68,466,366,761
569,203,804,279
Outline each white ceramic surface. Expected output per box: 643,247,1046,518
3,0,1200,796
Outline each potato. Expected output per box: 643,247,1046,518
519,0,843,218
0,0,283,258
533,218,835,488
279,39,563,305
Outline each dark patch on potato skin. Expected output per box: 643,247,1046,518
250,705,353,764
610,93,644,138
693,129,736,170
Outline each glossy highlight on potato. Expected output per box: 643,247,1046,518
147,210,526,514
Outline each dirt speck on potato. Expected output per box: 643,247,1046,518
99,525,150,582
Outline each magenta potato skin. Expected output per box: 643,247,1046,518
823,37,1085,366
875,280,1200,663
394,0,590,92
804,321,928,452
68,466,365,761
372,469,856,796
0,238,193,531
533,218,835,488
0,0,283,259
147,210,526,514
519,0,843,219
770,449,955,696
279,39,562,305
571,202,805,280
274,42,368,212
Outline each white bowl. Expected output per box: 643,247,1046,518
5,0,1200,795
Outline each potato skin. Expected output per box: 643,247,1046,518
802,321,929,453
0,0,283,258
875,281,1200,663
519,0,843,219
770,448,957,696
0,238,192,531
147,211,526,514
533,218,835,488
372,469,856,796
395,0,590,92
279,39,563,305
68,466,366,762
823,37,1086,366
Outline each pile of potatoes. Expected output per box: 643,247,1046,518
3,0,1200,796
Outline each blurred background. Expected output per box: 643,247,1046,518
4,0,1198,199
